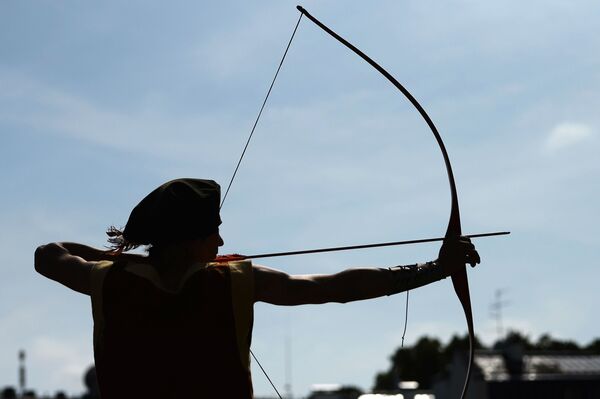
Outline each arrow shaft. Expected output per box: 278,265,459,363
243,231,509,259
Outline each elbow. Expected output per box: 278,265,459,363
34,243,59,275
34,244,48,274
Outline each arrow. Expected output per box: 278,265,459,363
219,231,509,260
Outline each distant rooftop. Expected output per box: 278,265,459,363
475,351,600,381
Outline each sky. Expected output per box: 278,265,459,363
1,0,599,397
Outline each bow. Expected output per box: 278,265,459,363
296,6,474,397
224,6,478,398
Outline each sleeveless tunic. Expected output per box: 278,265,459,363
90,260,254,398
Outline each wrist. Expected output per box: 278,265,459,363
436,257,464,276
386,260,445,296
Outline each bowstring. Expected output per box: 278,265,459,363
221,10,417,396
221,12,304,399
401,290,409,348
220,13,304,210
251,349,284,399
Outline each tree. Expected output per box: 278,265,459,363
535,334,580,351
443,333,484,364
492,330,534,350
373,336,444,390
1,387,16,399
373,331,600,393
585,338,600,354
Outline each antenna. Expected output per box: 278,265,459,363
284,332,293,399
490,289,510,340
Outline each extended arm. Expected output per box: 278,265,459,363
254,262,448,305
255,265,389,305
254,237,480,305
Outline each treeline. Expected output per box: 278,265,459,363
373,331,600,391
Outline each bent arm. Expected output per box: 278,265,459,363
34,242,111,295
254,263,447,306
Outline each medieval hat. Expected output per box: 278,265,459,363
121,178,221,246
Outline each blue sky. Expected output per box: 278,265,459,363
1,0,599,397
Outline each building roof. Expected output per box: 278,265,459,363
475,351,600,381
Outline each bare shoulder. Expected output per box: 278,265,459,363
253,264,288,279
253,264,294,305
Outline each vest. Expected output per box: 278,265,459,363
90,259,254,398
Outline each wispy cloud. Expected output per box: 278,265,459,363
0,69,237,164
0,301,92,395
30,336,92,394
544,122,594,152
189,3,290,80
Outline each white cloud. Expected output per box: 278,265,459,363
544,122,593,152
30,336,92,395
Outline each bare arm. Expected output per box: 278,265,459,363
34,242,143,295
253,237,481,306
254,265,398,305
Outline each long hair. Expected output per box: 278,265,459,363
106,226,200,261
106,226,141,254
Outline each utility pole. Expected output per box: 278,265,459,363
490,289,510,340
284,329,293,399
18,349,26,398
